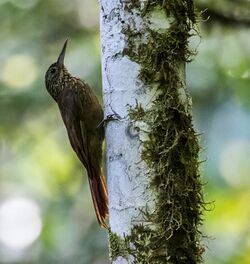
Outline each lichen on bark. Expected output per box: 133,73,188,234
107,0,205,263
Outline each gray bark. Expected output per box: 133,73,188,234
100,2,153,263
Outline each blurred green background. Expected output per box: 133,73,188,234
0,0,249,263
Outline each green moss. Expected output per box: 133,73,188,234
108,228,130,260
128,101,146,121
109,1,205,263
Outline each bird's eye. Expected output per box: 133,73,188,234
50,67,56,74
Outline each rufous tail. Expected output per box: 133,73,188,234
88,171,109,228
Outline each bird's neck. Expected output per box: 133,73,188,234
48,68,72,101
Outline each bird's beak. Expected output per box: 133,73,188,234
57,39,68,67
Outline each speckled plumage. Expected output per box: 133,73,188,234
45,40,108,228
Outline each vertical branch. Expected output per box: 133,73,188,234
99,0,153,252
100,1,205,263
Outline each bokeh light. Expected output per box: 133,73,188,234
76,0,99,29
0,0,9,5
2,54,38,89
220,140,250,187
0,197,42,249
10,0,38,9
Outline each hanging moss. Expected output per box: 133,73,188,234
109,0,205,263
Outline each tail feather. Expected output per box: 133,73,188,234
88,170,109,228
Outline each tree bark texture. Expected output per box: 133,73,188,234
100,1,204,263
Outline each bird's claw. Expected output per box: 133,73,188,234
97,113,121,128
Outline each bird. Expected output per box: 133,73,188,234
45,39,108,228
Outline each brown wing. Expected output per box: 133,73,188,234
57,88,89,168
57,85,108,228
77,84,104,172
57,82,104,170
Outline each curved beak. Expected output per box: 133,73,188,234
57,39,68,67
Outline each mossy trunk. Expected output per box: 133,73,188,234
100,1,204,263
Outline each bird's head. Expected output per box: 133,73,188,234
45,39,68,97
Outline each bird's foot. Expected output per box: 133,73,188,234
97,113,121,128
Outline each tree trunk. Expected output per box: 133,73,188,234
100,1,204,263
